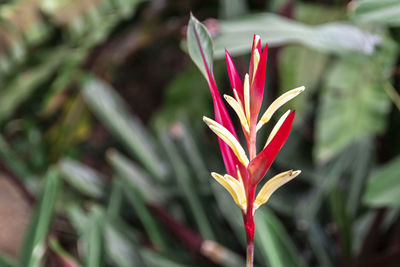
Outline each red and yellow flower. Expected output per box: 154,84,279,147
202,34,304,216
187,15,304,266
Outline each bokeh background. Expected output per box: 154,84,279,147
0,0,399,266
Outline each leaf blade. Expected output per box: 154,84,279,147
19,168,61,267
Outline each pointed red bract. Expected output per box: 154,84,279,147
225,49,244,105
250,44,268,122
207,73,242,177
248,34,262,82
247,111,295,185
189,17,242,177
203,56,241,177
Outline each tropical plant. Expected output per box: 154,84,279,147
0,0,400,266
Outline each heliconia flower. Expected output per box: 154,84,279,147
187,14,304,266
201,36,305,202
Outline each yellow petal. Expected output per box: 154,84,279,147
203,117,249,166
264,110,290,148
233,89,243,108
251,49,260,81
224,95,249,133
211,172,239,204
253,170,301,212
257,86,305,131
211,172,247,210
224,174,247,210
244,74,251,123
236,165,245,191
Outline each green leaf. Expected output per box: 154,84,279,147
66,204,90,234
196,184,246,267
107,150,168,249
0,134,32,180
159,131,215,240
255,208,306,267
106,149,164,204
49,238,81,267
19,168,61,267
346,138,373,217
108,0,146,18
298,144,356,221
151,67,210,129
82,76,168,181
104,219,146,267
314,56,392,162
279,46,328,94
104,217,184,267
178,123,210,184
141,250,189,267
278,45,328,123
363,156,400,207
350,0,400,26
106,178,123,219
305,221,334,267
0,48,67,123
296,3,346,24
59,158,106,199
187,14,214,82
85,207,104,267
210,181,245,244
213,13,380,58
329,188,352,258
66,205,104,267
122,182,167,251
0,254,17,267
278,3,342,123
219,0,248,19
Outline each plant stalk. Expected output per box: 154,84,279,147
244,112,257,267
244,186,255,267
246,237,254,267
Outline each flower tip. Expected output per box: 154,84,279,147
253,35,262,53
253,48,260,57
224,48,229,57
202,116,211,124
298,86,306,92
291,170,301,177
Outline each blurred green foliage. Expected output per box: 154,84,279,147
0,0,399,266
